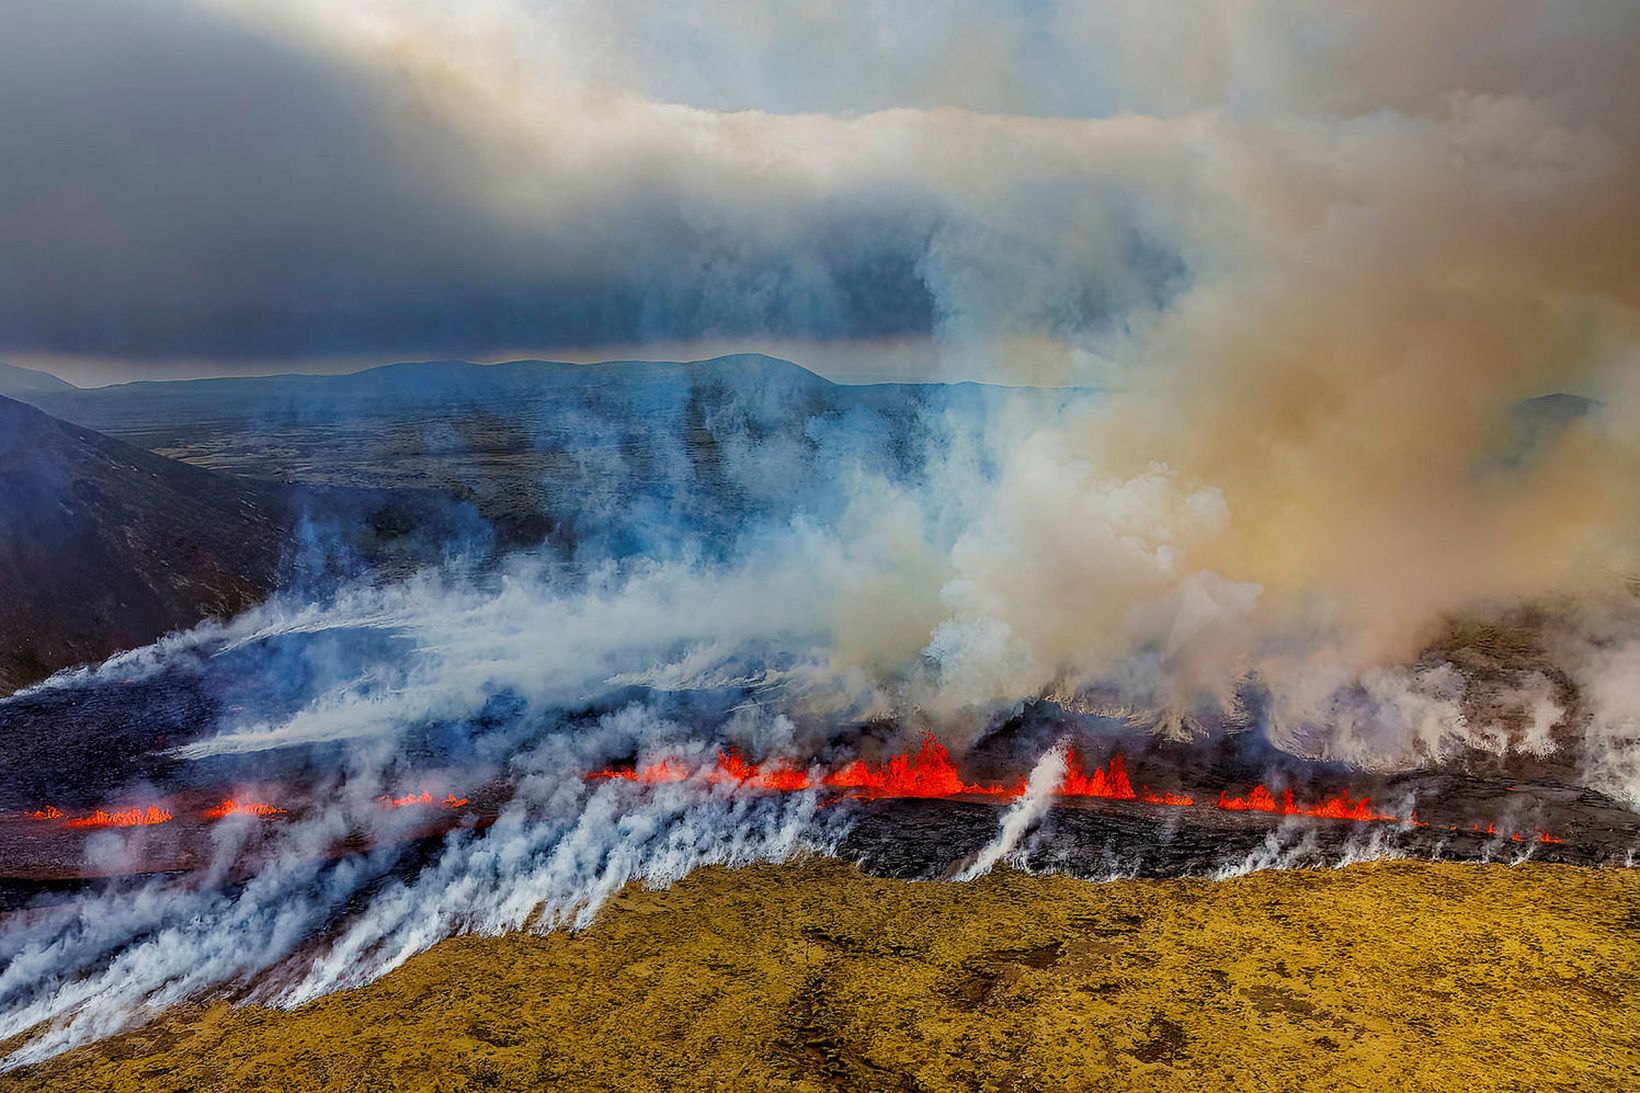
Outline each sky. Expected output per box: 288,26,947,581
4,1,1636,386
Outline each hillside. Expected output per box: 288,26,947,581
0,362,74,397
3,858,1633,1090
16,355,1069,559
0,396,290,692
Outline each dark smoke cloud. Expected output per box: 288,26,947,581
5,2,1639,380
0,1,942,362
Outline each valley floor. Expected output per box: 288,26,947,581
3,858,1636,1091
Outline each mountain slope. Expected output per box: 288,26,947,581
0,362,75,397
12,354,1073,559
0,396,291,692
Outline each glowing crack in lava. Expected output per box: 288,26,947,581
1142,789,1195,807
203,798,287,820
65,806,173,828
381,791,470,809
1217,785,1396,823
27,806,63,821
822,736,1022,798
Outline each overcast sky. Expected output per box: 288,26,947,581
2,1,1636,385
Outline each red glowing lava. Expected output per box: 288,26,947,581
66,806,173,828
586,741,1185,805
711,748,813,791
822,736,1020,798
1219,785,1289,813
588,759,690,784
570,741,1579,842
1217,785,1394,822
1304,789,1396,822
203,798,287,820
380,790,472,809
1060,751,1136,799
27,806,63,821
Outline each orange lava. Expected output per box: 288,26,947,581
1219,785,1290,813
1217,784,1395,822
66,806,173,828
588,759,690,784
1060,751,1136,799
203,798,287,820
585,741,1184,806
1304,789,1396,822
1536,832,1563,844
381,789,470,809
821,736,1020,798
27,806,63,821
710,748,813,791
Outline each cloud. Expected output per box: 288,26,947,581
7,2,1635,384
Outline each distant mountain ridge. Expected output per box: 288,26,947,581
15,353,1029,427
9,354,1075,559
0,361,76,396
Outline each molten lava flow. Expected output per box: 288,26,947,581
821,736,1020,798
66,806,173,828
1218,785,1288,813
1142,788,1195,807
755,765,813,792
713,748,757,783
711,748,813,792
1303,790,1395,823
1217,785,1395,823
1059,751,1136,799
203,798,286,820
377,789,470,810
1537,833,1564,844
27,806,63,821
588,759,690,784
